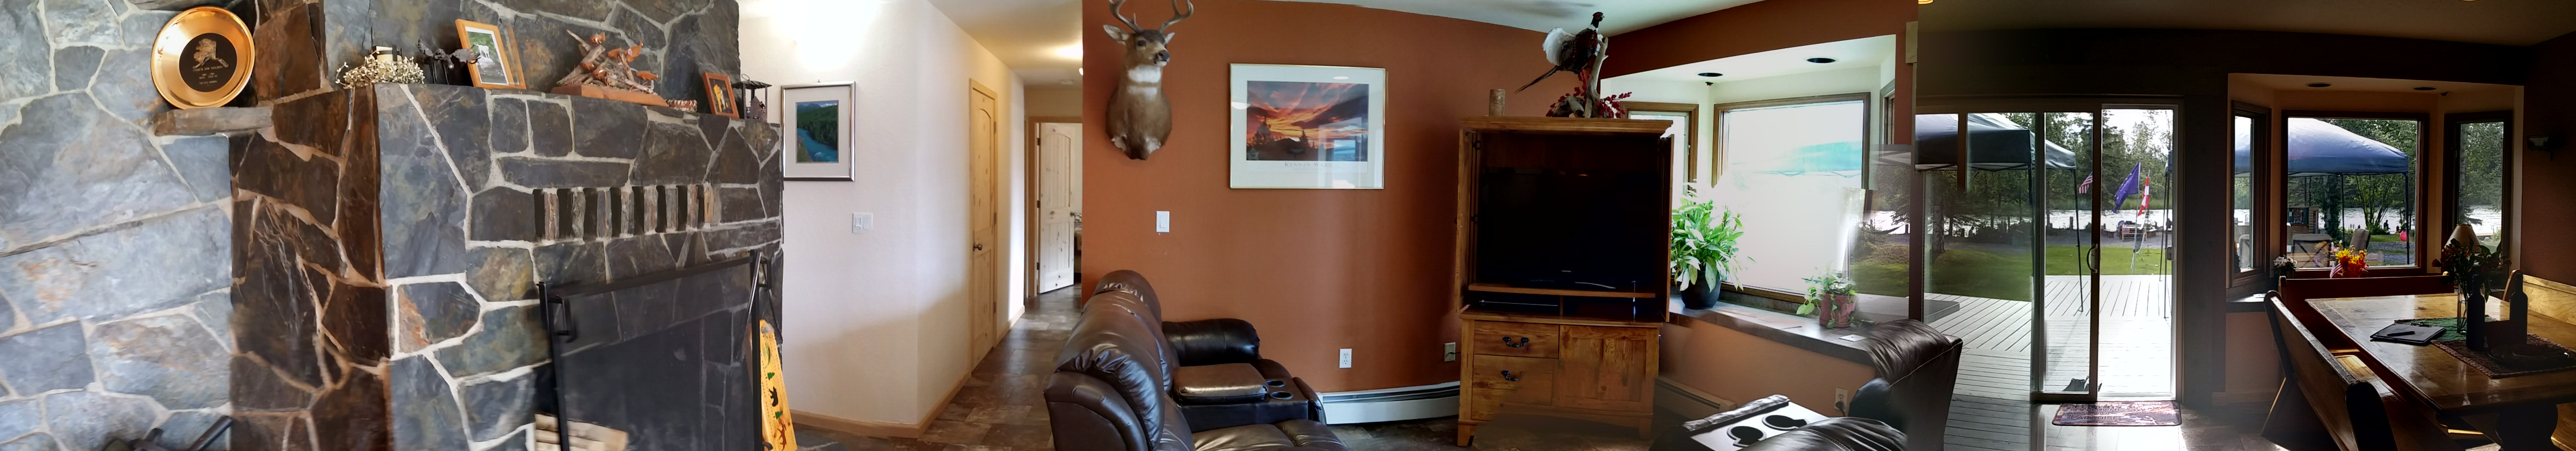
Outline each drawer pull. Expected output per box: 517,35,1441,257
1501,336,1531,348
1499,370,1520,382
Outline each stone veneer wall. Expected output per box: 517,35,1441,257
0,2,238,450
230,82,781,451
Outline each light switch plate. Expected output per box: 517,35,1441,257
1155,211,1171,233
851,213,872,234
1443,342,1458,362
1338,348,1353,368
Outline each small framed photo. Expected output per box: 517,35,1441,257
1230,64,1387,189
779,82,856,181
703,72,738,118
453,20,523,89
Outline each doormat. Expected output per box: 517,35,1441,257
2051,401,2180,426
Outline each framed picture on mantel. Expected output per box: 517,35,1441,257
1229,64,1388,189
780,82,856,181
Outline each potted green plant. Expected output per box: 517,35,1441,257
1670,186,1744,310
1803,270,1857,328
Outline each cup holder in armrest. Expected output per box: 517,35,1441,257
1265,379,1288,388
1269,391,1295,400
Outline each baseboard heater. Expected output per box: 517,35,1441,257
1316,382,1460,424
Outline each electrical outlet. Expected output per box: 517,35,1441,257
1339,348,1353,368
1443,342,1458,362
1834,388,1852,413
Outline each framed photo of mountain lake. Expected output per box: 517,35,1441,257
780,82,856,181
453,20,524,89
1229,64,1387,189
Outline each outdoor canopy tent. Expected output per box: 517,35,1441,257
2235,117,2410,176
1899,113,2079,171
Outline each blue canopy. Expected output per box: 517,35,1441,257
2235,118,2409,177
1905,113,2078,171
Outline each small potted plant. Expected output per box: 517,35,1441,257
1803,270,1857,328
1670,186,1745,310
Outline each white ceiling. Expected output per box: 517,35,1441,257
2234,73,2517,95
1619,35,1893,83
1261,0,1764,35
1920,0,2576,46
926,0,1085,87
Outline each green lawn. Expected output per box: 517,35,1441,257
1849,245,2168,302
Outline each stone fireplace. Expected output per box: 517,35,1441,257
229,83,782,450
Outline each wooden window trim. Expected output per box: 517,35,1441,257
2279,110,2432,271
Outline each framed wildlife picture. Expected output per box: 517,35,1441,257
453,19,524,89
1229,64,1387,189
703,72,738,118
779,82,856,181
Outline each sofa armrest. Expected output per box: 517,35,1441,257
1045,372,1151,451
1846,378,1902,429
1164,319,1262,365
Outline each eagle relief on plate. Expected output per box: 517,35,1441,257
152,7,255,109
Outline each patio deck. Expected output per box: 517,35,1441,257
1927,275,2175,451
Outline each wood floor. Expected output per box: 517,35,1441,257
1928,275,2177,451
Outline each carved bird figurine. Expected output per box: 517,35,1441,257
1518,12,1603,92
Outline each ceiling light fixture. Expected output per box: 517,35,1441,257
2306,82,2332,88
1697,72,1723,78
1807,57,1836,63
1918,0,1933,4
2414,87,2437,91
1053,44,1084,59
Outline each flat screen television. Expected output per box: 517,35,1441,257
1475,165,1666,291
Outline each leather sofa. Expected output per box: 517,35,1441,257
1722,319,1960,451
1088,270,1325,427
1048,275,1342,451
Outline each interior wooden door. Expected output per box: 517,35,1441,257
1036,122,1079,292
969,82,1002,360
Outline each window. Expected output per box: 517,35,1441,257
2449,112,2512,250
2283,113,2423,268
1626,101,1701,184
1711,95,1869,295
2231,103,2270,279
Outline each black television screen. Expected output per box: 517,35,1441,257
1475,166,1665,291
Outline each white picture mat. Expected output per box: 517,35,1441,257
460,25,510,85
1229,64,1387,189
779,82,856,181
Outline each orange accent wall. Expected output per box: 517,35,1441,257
1079,0,1554,392
2521,32,2576,280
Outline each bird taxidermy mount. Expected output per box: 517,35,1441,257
1523,12,1625,118
1103,0,1191,160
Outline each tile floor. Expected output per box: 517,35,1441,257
791,286,2296,450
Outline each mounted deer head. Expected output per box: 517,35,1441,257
1102,0,1191,160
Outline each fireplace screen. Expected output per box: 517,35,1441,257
538,253,771,450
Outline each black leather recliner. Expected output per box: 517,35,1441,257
1048,276,1342,451
1725,319,1961,451
1088,270,1324,428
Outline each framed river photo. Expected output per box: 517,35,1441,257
1229,64,1388,189
779,82,856,181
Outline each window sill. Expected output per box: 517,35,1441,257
1670,293,1876,365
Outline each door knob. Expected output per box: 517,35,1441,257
973,244,986,251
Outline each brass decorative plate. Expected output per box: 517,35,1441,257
151,7,255,109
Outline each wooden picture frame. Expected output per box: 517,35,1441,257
454,19,524,89
703,72,738,118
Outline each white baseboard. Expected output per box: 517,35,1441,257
1655,377,1736,420
1316,382,1459,424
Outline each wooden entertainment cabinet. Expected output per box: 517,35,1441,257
1451,117,1671,445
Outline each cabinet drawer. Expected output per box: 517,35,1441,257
1465,355,1557,420
1471,321,1561,358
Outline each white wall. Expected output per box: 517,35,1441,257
743,0,1029,426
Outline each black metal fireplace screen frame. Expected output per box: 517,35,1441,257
534,251,775,450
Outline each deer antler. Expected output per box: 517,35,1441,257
1107,0,1144,32
1160,0,1193,30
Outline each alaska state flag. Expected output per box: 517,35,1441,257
2111,163,2143,210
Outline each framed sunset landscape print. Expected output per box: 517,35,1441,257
1229,64,1387,189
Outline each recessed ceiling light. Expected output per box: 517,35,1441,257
2413,86,2437,91
1697,72,1723,78
1918,0,1933,3
1053,44,1084,59
1807,57,1836,63
2306,82,2332,88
